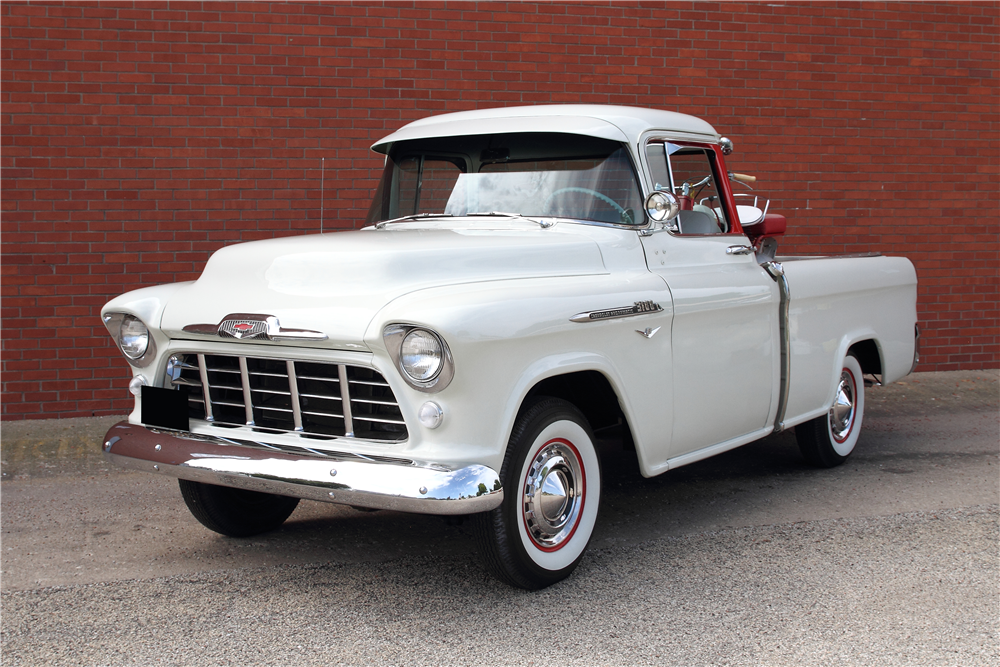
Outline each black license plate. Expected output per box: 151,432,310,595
141,385,190,431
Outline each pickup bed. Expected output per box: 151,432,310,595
101,105,918,589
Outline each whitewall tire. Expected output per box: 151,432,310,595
796,353,865,467
474,398,601,589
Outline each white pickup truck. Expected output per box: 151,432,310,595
101,105,919,589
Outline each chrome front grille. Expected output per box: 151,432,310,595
166,353,407,442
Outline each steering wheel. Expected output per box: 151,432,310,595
543,187,627,219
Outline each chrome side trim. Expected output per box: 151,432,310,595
776,253,882,262
102,422,503,515
570,300,663,323
763,261,791,433
909,323,921,375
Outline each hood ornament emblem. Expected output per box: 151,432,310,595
183,314,327,341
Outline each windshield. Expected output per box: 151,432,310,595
365,133,644,226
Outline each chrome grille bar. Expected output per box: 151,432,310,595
351,397,400,406
197,353,214,422
208,382,241,390
168,353,406,441
302,409,346,418
286,360,303,432
353,414,407,425
338,364,354,437
238,356,254,425
212,400,248,408
299,392,343,401
252,388,293,397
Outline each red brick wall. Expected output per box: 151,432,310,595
2,1,997,419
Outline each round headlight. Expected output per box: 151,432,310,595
119,315,149,359
399,329,443,382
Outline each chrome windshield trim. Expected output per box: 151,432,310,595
465,211,554,228
370,215,647,232
373,212,455,229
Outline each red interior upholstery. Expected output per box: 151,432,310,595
745,213,786,241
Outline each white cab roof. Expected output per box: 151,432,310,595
372,105,719,154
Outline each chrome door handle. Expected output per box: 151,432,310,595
726,245,753,255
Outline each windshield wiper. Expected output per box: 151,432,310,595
374,213,453,229
466,212,554,228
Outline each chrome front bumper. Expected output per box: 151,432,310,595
102,421,503,515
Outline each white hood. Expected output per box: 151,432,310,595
160,227,607,349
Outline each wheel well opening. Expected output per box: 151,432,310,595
849,339,882,376
524,370,632,441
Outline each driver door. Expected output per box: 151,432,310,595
641,141,778,458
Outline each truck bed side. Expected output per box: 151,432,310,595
779,255,918,428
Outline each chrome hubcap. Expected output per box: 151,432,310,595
523,439,584,550
829,369,856,442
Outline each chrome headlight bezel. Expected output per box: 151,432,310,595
103,312,157,368
383,324,455,393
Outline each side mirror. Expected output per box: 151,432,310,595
645,191,679,224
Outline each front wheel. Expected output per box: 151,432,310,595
473,398,601,590
796,354,865,467
179,479,300,537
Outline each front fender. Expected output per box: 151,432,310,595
364,272,674,475
102,282,194,329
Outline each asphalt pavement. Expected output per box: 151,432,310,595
1,370,998,666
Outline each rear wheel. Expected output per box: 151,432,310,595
179,479,300,537
474,398,601,590
796,354,865,468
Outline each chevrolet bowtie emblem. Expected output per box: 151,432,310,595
182,314,328,341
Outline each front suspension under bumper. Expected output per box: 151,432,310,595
102,421,503,515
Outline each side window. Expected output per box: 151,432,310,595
648,142,730,235
645,143,672,191
396,157,464,216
